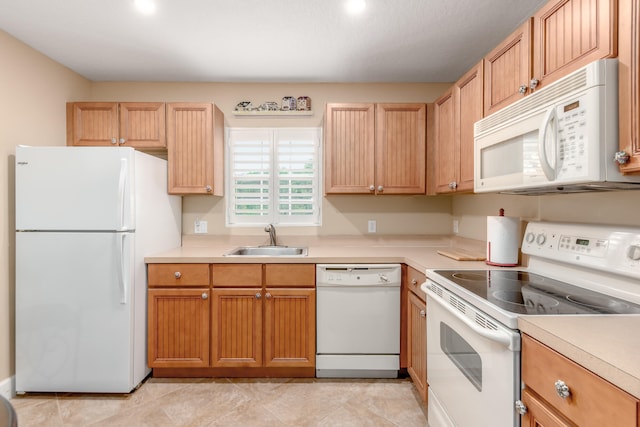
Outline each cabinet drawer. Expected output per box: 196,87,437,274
148,264,210,287
265,264,315,287
522,334,638,426
212,264,263,287
407,267,426,300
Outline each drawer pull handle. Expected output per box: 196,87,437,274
514,400,527,415
411,279,418,286
174,272,182,279
554,380,571,399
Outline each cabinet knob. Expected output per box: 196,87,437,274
201,292,208,300
369,185,375,191
554,380,571,399
255,292,262,299
449,182,458,190
377,185,384,192
119,138,126,144
614,151,631,165
265,292,272,299
111,137,117,145
174,272,182,279
411,279,418,286
530,78,539,91
205,185,212,192
514,400,527,415
518,84,528,95
419,309,426,318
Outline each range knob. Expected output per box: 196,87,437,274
525,232,535,244
627,245,640,261
536,233,547,246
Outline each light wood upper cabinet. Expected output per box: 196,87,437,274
324,103,427,195
618,0,640,173
484,20,532,116
166,102,224,196
67,102,166,149
520,334,639,427
434,61,483,193
532,0,616,89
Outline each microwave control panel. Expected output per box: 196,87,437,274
555,96,587,178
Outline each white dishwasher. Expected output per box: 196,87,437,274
316,264,401,378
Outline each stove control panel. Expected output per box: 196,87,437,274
522,222,640,279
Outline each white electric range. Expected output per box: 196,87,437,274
422,221,640,427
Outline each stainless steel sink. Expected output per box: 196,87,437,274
223,246,308,257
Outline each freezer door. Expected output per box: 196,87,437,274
16,231,137,393
16,146,135,231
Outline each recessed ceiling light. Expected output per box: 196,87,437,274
345,0,366,14
134,0,156,15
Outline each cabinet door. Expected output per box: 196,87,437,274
211,288,262,367
66,102,119,146
455,62,483,193
119,102,166,149
375,104,426,194
532,0,616,90
618,0,640,173
147,288,210,368
264,288,316,368
407,291,427,402
434,88,456,193
167,103,224,195
521,389,573,427
324,103,376,194
484,20,532,115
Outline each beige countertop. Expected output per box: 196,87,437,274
519,315,640,399
144,234,491,273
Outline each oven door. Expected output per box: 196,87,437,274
426,287,521,427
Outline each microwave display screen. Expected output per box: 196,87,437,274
563,101,580,112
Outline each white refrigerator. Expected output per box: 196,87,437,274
15,146,181,393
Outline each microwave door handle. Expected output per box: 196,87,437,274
539,108,557,181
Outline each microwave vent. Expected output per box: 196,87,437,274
476,68,588,135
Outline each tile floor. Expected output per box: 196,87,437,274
10,377,428,426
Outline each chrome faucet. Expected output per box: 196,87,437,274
264,224,277,246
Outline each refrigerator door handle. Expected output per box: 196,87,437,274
117,158,128,231
117,234,127,304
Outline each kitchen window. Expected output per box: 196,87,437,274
226,127,322,226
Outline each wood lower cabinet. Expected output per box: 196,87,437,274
67,102,166,149
166,102,224,195
405,266,427,402
210,264,316,371
324,103,427,195
618,0,640,173
147,264,211,368
520,334,639,426
434,61,483,193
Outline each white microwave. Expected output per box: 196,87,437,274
474,59,640,194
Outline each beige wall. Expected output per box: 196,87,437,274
0,30,91,391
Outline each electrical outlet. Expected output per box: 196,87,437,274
368,220,377,233
453,219,459,234
194,220,208,234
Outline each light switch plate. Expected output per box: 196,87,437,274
368,220,377,233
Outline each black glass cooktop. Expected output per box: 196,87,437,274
433,270,640,315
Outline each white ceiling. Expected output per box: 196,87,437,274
0,0,548,83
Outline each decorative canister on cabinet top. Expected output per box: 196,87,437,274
297,96,311,111
281,96,297,111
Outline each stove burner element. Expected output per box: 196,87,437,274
452,272,487,281
566,295,631,311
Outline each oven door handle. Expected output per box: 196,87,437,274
426,289,518,351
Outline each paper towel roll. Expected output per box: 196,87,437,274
486,212,520,266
